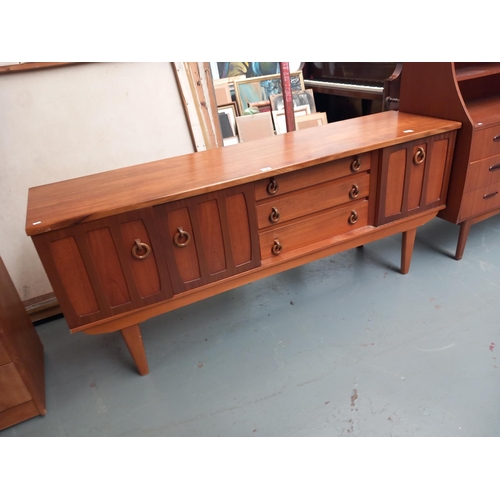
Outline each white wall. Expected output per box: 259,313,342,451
0,62,195,301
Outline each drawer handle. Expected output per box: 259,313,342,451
489,164,500,171
272,239,282,255
350,157,361,172
493,135,500,142
269,207,280,223
413,147,426,165
132,239,151,260
349,210,359,224
483,191,499,199
267,177,279,195
173,227,191,247
349,184,360,199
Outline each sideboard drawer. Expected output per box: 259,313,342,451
254,153,371,200
470,124,500,162
460,180,500,220
256,172,370,229
464,153,500,192
259,200,368,260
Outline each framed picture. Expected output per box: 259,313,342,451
270,89,317,113
234,71,304,115
296,112,328,130
272,104,310,135
218,102,238,139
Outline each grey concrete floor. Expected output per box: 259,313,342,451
2,214,500,437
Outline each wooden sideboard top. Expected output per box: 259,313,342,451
26,111,461,236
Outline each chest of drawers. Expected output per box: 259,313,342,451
399,62,500,259
26,111,460,376
0,257,46,430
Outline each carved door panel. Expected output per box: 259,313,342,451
32,208,173,329
377,132,456,225
155,184,260,294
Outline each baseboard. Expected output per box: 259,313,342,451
23,293,62,323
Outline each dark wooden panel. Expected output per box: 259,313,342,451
120,219,162,298
226,192,252,266
0,338,11,366
0,257,45,420
50,236,100,316
0,363,31,412
87,227,131,307
0,400,41,431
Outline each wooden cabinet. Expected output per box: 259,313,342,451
376,133,456,225
32,207,174,330
0,257,46,430
399,62,500,259
26,111,460,376
155,184,260,294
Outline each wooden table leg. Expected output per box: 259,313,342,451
455,220,472,261
401,228,417,275
120,325,149,376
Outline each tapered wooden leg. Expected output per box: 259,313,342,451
120,325,149,376
455,220,472,261
401,228,417,275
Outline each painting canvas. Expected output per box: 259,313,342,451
217,62,281,79
235,71,304,114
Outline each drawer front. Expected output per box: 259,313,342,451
471,125,500,161
254,153,371,200
460,180,500,220
259,200,368,260
256,173,370,229
464,153,500,192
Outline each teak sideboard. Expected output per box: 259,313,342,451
26,111,461,375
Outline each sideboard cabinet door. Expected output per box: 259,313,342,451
32,208,173,329
154,184,260,294
376,132,456,225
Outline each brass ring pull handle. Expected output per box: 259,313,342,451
132,238,151,260
413,147,426,165
173,227,191,247
349,184,360,199
267,177,279,195
269,207,280,223
483,191,499,199
350,157,361,172
349,210,359,225
272,239,282,255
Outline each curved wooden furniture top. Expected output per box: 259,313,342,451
26,111,461,236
